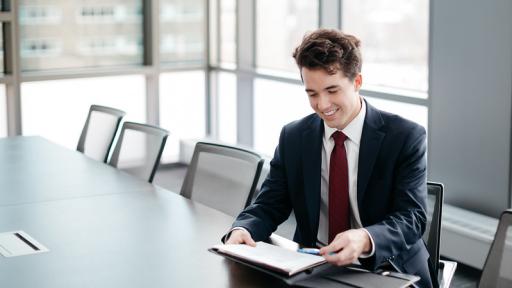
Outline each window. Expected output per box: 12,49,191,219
364,96,428,129
219,0,236,67
216,72,237,143
19,5,61,25
160,0,205,66
342,0,429,94
253,78,311,156
159,71,205,162
19,0,143,71
21,75,146,149
256,0,318,74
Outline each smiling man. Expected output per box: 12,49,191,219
225,29,433,288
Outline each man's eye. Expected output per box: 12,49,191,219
327,90,338,94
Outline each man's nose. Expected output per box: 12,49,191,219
317,94,331,110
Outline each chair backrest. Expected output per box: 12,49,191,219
109,122,168,183
180,142,264,217
478,209,512,288
423,182,444,274
77,105,126,163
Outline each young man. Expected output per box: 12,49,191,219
225,29,432,287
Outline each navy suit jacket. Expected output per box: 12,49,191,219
232,101,432,287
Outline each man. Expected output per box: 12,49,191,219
225,29,432,287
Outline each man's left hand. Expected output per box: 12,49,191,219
319,228,371,266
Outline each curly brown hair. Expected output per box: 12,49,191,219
293,29,362,81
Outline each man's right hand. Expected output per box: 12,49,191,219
225,229,256,246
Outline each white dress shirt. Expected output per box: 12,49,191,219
317,98,375,257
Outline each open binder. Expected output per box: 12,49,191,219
209,242,330,285
209,242,419,287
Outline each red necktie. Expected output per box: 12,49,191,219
329,131,350,243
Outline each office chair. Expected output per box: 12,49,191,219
424,182,443,274
423,182,457,288
77,105,126,163
180,142,264,217
109,122,168,183
478,209,512,288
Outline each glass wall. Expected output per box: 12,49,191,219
5,0,431,169
256,0,318,74
21,75,146,149
253,78,311,156
342,0,429,94
217,72,237,144
159,70,206,161
19,0,144,71
219,0,236,67
160,0,205,65
365,96,428,129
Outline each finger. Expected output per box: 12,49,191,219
335,246,358,265
323,247,354,266
225,234,243,244
242,233,256,247
319,235,347,255
226,230,246,244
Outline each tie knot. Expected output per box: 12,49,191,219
332,131,347,145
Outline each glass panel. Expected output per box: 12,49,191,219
342,0,429,94
159,71,205,162
160,0,205,65
217,72,236,144
21,75,146,149
256,0,318,73
254,78,311,156
19,0,143,71
364,96,428,130
0,85,6,138
220,0,236,67
208,0,218,66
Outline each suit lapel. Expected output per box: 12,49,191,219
302,116,323,240
357,101,385,213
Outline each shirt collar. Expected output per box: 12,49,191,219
323,97,366,146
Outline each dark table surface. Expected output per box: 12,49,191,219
0,136,288,287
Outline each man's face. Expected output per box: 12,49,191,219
302,67,362,130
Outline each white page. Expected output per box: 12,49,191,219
212,241,326,276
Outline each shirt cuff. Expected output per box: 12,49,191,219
358,228,375,258
222,227,250,243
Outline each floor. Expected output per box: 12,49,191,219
153,165,481,288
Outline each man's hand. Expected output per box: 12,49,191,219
319,228,371,266
225,229,256,247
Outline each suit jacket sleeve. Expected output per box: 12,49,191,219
230,126,293,241
361,124,428,270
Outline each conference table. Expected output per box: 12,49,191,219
0,136,289,287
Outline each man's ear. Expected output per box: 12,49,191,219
354,74,362,92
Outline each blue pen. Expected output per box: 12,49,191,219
297,248,321,255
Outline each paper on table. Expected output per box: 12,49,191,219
211,241,326,276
